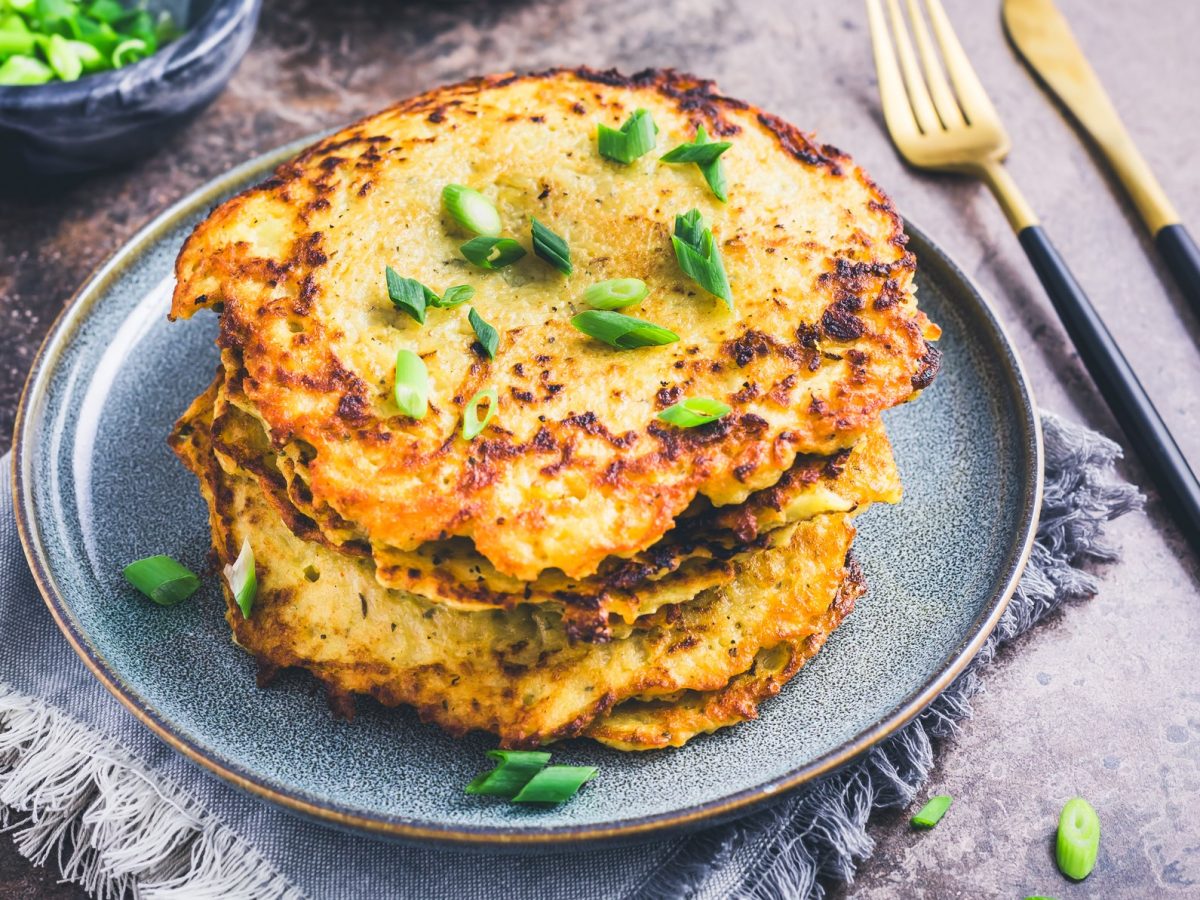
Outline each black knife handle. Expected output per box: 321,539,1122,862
1019,225,1200,551
1155,223,1200,321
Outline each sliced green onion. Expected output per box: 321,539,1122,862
672,208,733,309
531,217,572,275
657,397,731,428
385,267,429,324
66,37,103,70
465,750,551,798
122,555,200,607
570,310,679,350
660,129,732,165
442,184,502,237
462,387,498,440
435,284,475,308
460,237,526,270
85,0,125,23
911,795,953,829
584,278,648,310
597,108,657,164
0,28,37,56
111,37,147,68
393,349,428,420
44,33,82,81
0,53,52,85
468,307,499,359
1056,797,1100,880
223,538,257,619
512,765,598,804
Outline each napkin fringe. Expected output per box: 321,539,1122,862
0,686,306,900
634,413,1142,900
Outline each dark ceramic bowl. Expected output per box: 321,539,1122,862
0,0,261,175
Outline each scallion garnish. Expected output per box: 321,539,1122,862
661,124,731,201
441,184,502,237
465,750,552,798
1056,797,1099,880
223,538,257,619
468,307,499,359
911,795,953,829
512,765,598,804
657,397,731,428
570,310,679,350
672,208,733,309
122,556,200,607
460,237,526,270
462,387,498,440
437,284,475,308
393,349,428,420
597,108,657,164
531,217,572,275
385,267,428,324
584,278,648,310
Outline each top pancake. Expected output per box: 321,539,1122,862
171,67,939,580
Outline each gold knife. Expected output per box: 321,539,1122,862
1003,0,1200,315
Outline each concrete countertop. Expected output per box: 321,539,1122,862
1,0,1197,896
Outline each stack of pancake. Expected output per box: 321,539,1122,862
168,69,939,750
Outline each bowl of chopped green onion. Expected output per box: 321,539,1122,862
0,0,260,173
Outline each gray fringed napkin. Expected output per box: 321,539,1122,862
0,413,1140,899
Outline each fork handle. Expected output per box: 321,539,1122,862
1156,224,1200,321
1018,225,1200,551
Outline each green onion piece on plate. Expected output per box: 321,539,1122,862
442,184,502,237
462,387,498,440
111,37,148,68
531,217,572,275
584,278,648,310
570,310,679,350
122,555,200,607
1056,797,1100,880
385,266,430,324
911,795,953,829
512,765,598,804
657,397,731,428
224,538,257,619
465,750,551,798
393,349,428,420
460,236,526,270
0,54,52,85
86,0,126,23
44,33,82,81
435,284,475,309
0,28,37,57
661,125,731,200
597,108,657,164
468,307,499,359
671,208,733,308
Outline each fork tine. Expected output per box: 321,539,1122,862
904,0,964,128
866,0,920,146
884,0,940,134
921,0,1001,126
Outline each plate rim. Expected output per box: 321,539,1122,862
12,136,1044,848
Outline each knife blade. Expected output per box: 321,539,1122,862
1003,0,1200,316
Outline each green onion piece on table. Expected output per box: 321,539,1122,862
570,310,679,350
460,236,526,270
385,266,429,324
1055,797,1100,880
671,208,733,308
435,284,475,308
657,397,731,428
224,538,257,619
468,307,499,359
465,750,551,798
393,349,428,420
442,184,502,237
531,217,572,275
122,555,200,607
462,387,498,440
584,278,648,310
512,765,598,804
661,124,731,201
911,795,953,829
597,108,657,164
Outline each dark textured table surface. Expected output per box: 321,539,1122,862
2,1,1198,897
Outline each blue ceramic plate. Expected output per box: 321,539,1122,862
13,139,1041,848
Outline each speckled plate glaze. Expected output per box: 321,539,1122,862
13,138,1042,849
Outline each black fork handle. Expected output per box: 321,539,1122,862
1019,225,1200,552
1156,224,1200,322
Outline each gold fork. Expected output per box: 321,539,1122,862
866,0,1200,550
